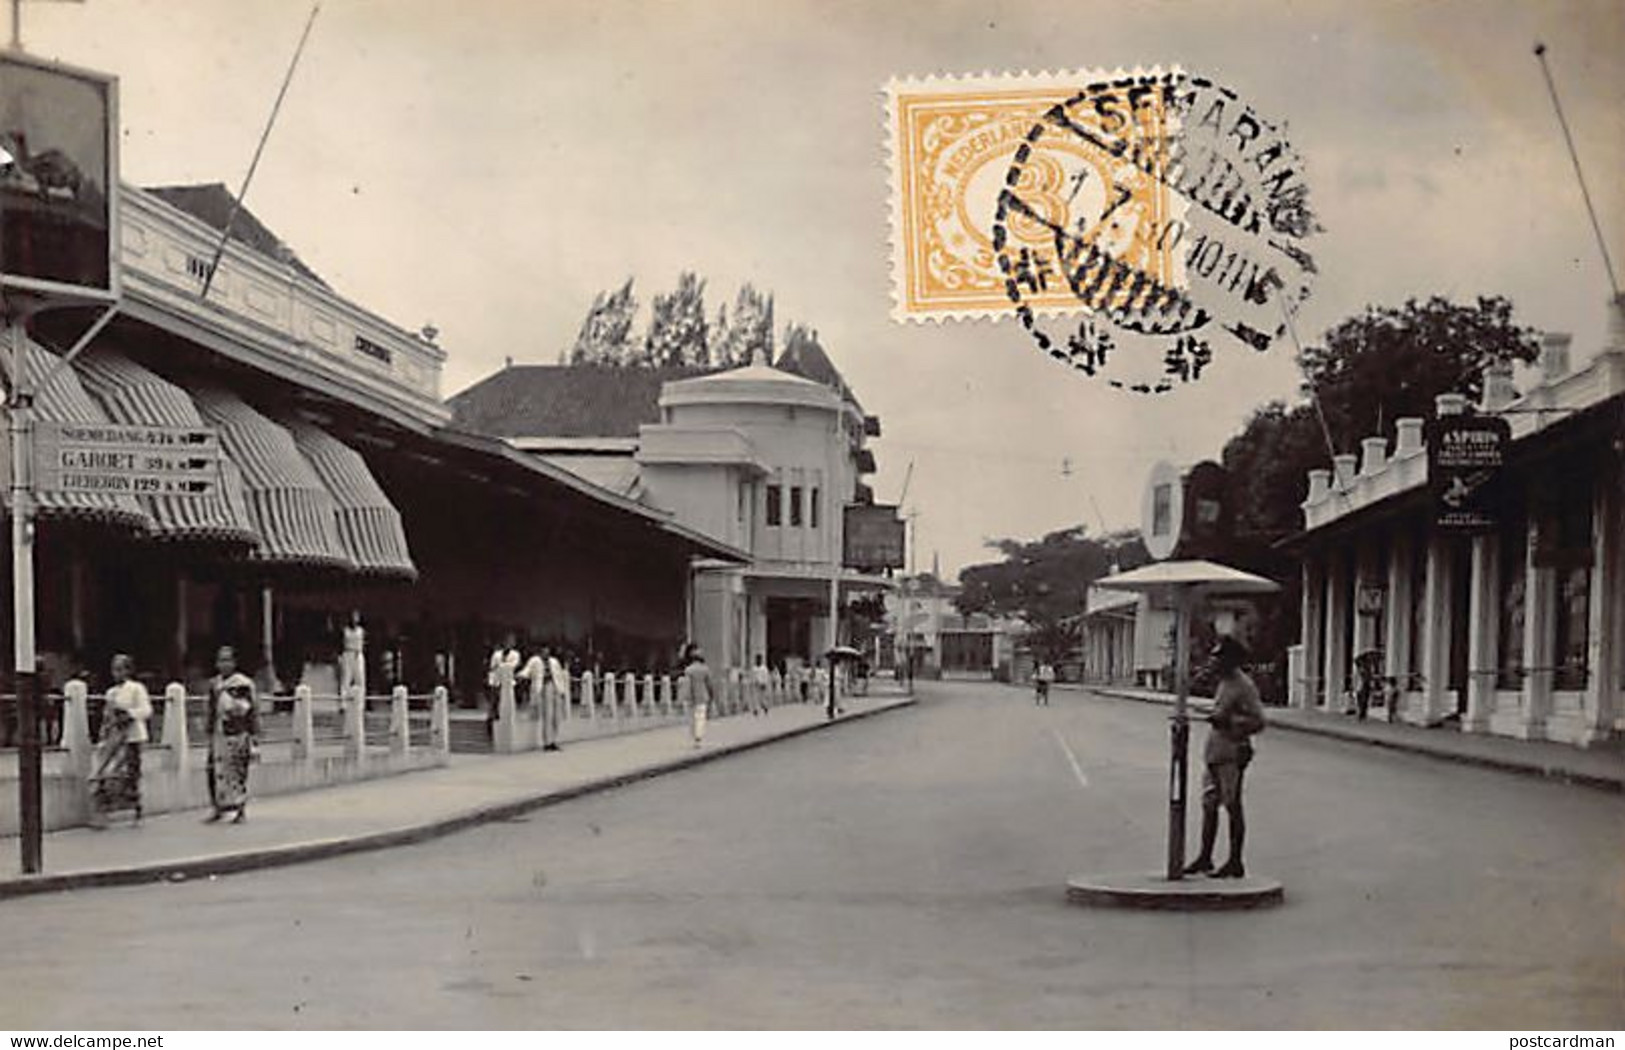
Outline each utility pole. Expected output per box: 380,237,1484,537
7,312,41,873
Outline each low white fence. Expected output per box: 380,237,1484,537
487,663,830,752
0,682,450,835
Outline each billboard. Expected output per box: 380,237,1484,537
0,50,119,301
1429,415,1510,533
844,503,905,571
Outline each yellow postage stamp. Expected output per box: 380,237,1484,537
886,70,1186,323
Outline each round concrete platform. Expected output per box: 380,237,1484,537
1066,872,1285,910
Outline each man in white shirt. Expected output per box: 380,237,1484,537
486,634,520,739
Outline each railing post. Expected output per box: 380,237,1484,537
622,672,637,723
493,663,517,753
391,685,410,756
603,670,618,726
660,674,674,718
163,682,191,773
642,673,655,718
345,685,368,767
292,683,314,766
431,685,450,755
582,671,596,727
62,680,92,778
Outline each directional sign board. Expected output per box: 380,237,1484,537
35,421,222,497
1429,415,1510,533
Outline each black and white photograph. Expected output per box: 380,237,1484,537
1,0,1621,1035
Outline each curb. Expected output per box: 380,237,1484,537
0,697,917,902
1065,684,1623,794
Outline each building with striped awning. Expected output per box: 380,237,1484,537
0,336,152,533
4,180,744,712
72,346,259,547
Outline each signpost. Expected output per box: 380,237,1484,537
3,48,119,875
34,421,221,496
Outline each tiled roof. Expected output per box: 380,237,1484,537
144,183,328,287
776,338,862,411
448,364,711,438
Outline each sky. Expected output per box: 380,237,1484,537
21,0,1624,580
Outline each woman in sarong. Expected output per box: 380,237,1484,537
204,646,259,824
88,654,152,828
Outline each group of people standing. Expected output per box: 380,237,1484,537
485,636,571,751
85,645,261,830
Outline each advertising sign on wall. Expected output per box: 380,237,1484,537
1429,415,1510,533
843,503,905,571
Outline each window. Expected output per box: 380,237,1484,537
766,485,782,527
186,255,216,283
790,486,803,527
737,481,747,526
810,487,820,528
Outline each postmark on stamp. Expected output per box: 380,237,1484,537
887,68,1319,393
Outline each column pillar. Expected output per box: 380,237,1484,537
1322,554,1350,711
1463,533,1500,734
1522,510,1556,740
1384,530,1414,717
1298,555,1323,709
259,585,284,696
1580,478,1620,745
1419,534,1455,724
174,576,189,682
1352,541,1381,658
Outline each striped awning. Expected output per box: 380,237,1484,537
281,418,417,580
0,337,153,532
190,386,355,572
72,348,261,547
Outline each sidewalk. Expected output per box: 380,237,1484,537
1054,682,1625,792
0,692,915,900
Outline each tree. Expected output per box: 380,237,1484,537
643,272,710,367
1298,295,1540,450
569,279,638,365
714,283,774,366
956,527,1149,662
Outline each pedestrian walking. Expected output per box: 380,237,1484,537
204,646,259,825
1184,636,1266,879
750,654,771,716
684,645,714,748
1034,660,1055,706
87,654,152,829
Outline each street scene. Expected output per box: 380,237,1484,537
2,0,1623,1036
4,683,1622,1029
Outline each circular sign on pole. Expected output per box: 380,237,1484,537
1140,460,1183,561
1139,459,1232,562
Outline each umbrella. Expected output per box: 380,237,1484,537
825,645,865,662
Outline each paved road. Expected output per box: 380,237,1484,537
4,681,1621,1029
